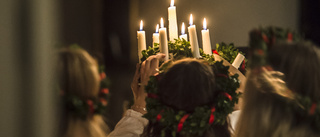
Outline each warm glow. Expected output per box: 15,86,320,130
189,14,193,25
203,18,207,30
156,24,159,33
181,22,185,35
160,18,164,28
170,0,174,7
140,20,143,31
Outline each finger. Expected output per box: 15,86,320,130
150,57,160,75
131,63,140,92
155,53,166,61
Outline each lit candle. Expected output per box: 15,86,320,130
159,18,169,61
201,18,212,55
168,0,178,41
187,14,201,58
137,20,146,62
179,22,188,41
152,24,160,46
232,53,245,69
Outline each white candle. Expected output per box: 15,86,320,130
159,18,169,61
152,24,160,46
179,22,188,41
168,0,178,42
187,14,201,58
137,20,146,62
201,18,212,55
232,53,245,69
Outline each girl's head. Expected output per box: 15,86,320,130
56,48,108,137
144,58,231,137
236,42,320,137
159,58,216,112
57,48,100,98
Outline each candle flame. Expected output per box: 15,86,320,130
140,20,143,31
189,14,193,25
181,22,185,35
170,0,174,7
156,24,159,33
203,18,207,30
160,18,164,28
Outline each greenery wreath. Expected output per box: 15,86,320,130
141,39,243,136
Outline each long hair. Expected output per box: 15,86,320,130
235,42,320,137
56,48,109,137
143,58,231,137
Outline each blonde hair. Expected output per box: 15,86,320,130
57,48,109,137
235,43,320,137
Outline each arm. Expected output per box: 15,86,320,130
108,54,165,137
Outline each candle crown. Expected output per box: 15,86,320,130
189,14,193,25
181,22,185,35
160,18,164,28
156,24,159,33
140,20,143,31
170,0,174,7
203,18,207,30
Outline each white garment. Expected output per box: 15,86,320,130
108,109,148,137
228,110,241,132
109,109,241,137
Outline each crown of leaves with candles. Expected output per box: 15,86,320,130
140,39,245,136
137,1,246,135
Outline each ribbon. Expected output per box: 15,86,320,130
212,50,219,55
209,107,216,124
100,72,106,80
101,88,109,94
287,33,293,42
87,100,95,114
240,60,246,72
100,98,108,106
222,92,232,101
216,73,228,78
177,114,190,132
148,93,159,99
156,110,164,122
309,103,317,115
262,33,269,43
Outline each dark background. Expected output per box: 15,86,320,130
59,0,320,129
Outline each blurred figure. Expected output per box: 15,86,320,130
235,41,320,137
56,47,109,137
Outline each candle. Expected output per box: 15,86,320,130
152,24,160,46
187,14,201,58
201,18,212,55
232,53,245,69
159,18,169,61
137,20,146,62
168,0,178,41
179,22,188,41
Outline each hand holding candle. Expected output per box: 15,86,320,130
159,18,169,61
188,14,201,58
179,22,188,41
201,18,212,55
137,20,146,62
152,24,160,46
168,0,178,41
